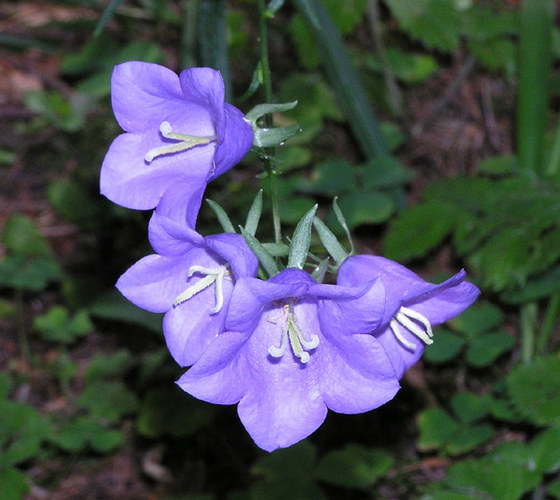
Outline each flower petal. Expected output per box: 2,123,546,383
205,233,259,280
100,132,214,210
374,325,425,379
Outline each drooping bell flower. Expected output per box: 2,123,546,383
115,184,259,367
100,62,254,210
178,268,400,452
337,255,480,379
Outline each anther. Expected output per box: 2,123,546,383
172,264,229,313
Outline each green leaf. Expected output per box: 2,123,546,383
476,154,518,176
507,356,560,426
33,306,93,344
314,444,393,489
362,154,415,190
548,479,560,499
384,201,460,261
385,0,461,52
423,329,465,363
250,441,325,500
0,256,62,291
84,349,133,382
529,426,560,473
445,458,541,500
2,214,52,257
47,179,101,228
77,380,138,423
0,467,29,500
89,289,163,334
331,192,394,229
51,416,122,453
445,424,493,456
136,388,216,438
417,408,460,452
302,161,357,196
288,205,318,269
465,331,515,368
448,302,503,338
451,392,492,424
0,400,50,465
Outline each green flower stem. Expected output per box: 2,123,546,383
257,0,282,245
520,301,538,363
537,293,560,356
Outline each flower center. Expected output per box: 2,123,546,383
144,121,217,163
389,306,433,351
172,264,230,313
268,301,319,364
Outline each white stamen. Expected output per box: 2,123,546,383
172,264,229,313
268,302,319,364
389,306,434,351
144,121,217,163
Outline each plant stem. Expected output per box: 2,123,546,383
536,293,560,356
257,0,282,244
517,0,554,175
520,301,538,363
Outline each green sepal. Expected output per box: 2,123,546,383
206,199,236,234
245,189,263,236
288,204,318,269
262,242,290,257
240,227,279,277
311,257,330,283
332,197,355,255
253,124,301,148
265,0,286,17
246,101,301,148
312,216,348,267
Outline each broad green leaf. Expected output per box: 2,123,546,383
250,441,325,500
314,444,393,489
302,161,357,196
2,214,52,257
529,426,560,473
451,393,492,424
465,331,515,368
445,458,541,500
423,329,465,363
33,306,93,344
548,479,560,499
448,302,503,338
89,289,163,334
417,408,460,452
0,467,29,500
84,349,133,382
385,0,461,52
77,380,138,423
47,179,101,228
384,201,460,261
136,389,216,438
507,356,560,426
445,424,493,456
0,256,62,291
331,192,394,229
362,155,415,190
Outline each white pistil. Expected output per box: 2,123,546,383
145,121,217,163
268,303,319,364
389,305,434,351
172,264,229,313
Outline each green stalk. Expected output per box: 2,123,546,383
520,301,537,363
546,115,560,177
257,0,282,245
181,0,198,69
536,293,560,356
517,0,554,175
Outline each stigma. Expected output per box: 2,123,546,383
145,121,217,163
389,306,433,351
173,264,229,313
268,302,319,364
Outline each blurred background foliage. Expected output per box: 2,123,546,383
1,0,560,498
